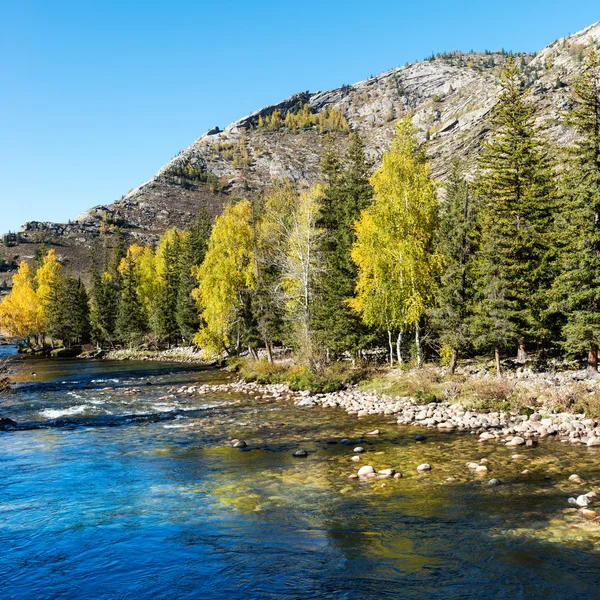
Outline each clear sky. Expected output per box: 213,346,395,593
1,1,598,232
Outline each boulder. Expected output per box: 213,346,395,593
357,465,375,477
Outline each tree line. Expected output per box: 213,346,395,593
1,52,600,375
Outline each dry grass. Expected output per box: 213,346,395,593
458,377,515,411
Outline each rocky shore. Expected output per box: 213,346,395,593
172,378,600,448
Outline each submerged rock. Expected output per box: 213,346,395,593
414,434,426,442
569,474,583,483
0,417,18,430
353,447,365,453
293,449,308,457
232,440,247,448
366,429,380,436
417,463,431,472
488,479,501,486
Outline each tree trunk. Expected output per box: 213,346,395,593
265,340,273,364
517,341,527,363
396,330,403,367
415,324,422,368
495,346,502,378
387,329,393,367
448,349,458,375
588,343,598,373
248,346,258,360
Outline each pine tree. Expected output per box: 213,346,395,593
176,207,212,343
430,162,478,374
116,245,148,345
313,132,374,359
471,57,554,375
154,230,183,346
62,277,91,347
350,118,440,367
551,49,600,371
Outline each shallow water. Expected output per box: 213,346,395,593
2,346,600,599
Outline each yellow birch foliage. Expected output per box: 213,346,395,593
192,200,255,355
350,118,440,332
34,249,63,333
0,261,42,338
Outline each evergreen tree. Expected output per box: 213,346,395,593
471,57,554,375
551,49,600,371
430,162,478,374
62,277,91,347
116,245,148,345
154,230,183,346
313,132,374,359
176,207,212,343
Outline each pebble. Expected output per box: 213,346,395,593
414,434,426,442
340,438,351,445
569,474,583,483
393,472,403,479
475,465,488,473
488,479,501,486
417,463,432,472
367,429,380,436
521,469,532,475
351,455,361,462
353,447,365,453
293,449,308,457
446,477,457,482
581,508,598,519
232,440,247,448
467,462,479,470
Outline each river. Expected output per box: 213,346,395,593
1,345,600,599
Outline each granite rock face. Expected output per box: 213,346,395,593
2,22,600,284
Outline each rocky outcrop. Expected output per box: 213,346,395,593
3,22,600,284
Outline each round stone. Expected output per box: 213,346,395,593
232,440,247,448
353,447,365,453
417,463,432,472
357,465,375,476
293,449,308,457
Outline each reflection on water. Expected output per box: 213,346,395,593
1,349,600,599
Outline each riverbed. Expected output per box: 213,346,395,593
1,346,600,599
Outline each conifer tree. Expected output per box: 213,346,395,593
313,132,374,359
551,49,600,371
471,57,554,375
176,207,212,343
350,118,440,367
154,230,183,346
116,245,148,345
61,277,91,347
430,162,478,374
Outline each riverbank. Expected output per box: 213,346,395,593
172,377,600,447
103,347,216,365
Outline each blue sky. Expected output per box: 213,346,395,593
1,1,598,232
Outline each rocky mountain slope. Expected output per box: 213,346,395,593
2,21,600,286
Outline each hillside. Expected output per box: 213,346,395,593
2,21,600,287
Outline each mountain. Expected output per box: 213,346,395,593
2,21,600,287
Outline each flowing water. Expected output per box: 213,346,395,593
2,345,600,599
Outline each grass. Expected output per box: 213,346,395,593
228,357,372,394
359,365,449,402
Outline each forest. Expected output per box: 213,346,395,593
2,52,600,379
